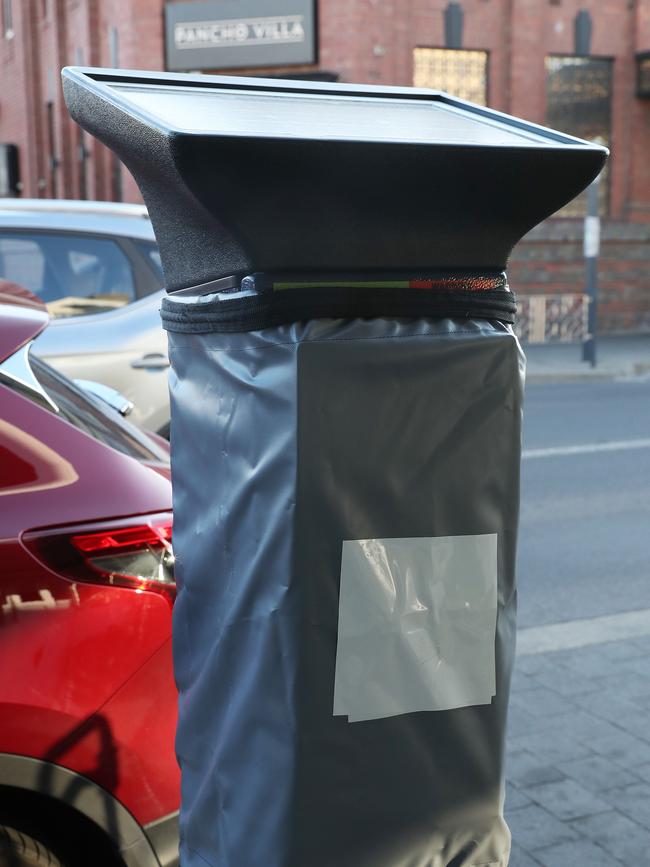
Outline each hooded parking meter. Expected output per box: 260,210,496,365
63,68,607,867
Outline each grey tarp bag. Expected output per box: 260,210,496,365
161,301,524,867
61,66,607,867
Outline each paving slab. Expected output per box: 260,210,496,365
510,687,577,718
506,731,591,767
506,751,566,789
602,783,650,830
589,731,650,768
525,778,610,822
572,690,642,724
505,782,533,812
629,762,650,783
508,844,542,866
529,666,601,698
532,839,623,867
506,804,579,852
570,810,650,863
560,755,638,791
612,709,650,742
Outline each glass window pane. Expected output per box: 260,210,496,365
3,0,13,35
413,48,488,106
639,55,650,96
0,237,45,293
0,232,136,317
135,240,164,279
545,55,612,217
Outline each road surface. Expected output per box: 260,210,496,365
518,377,650,628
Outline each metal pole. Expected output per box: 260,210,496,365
582,175,601,367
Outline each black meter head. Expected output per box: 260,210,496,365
62,67,608,293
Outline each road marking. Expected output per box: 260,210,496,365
522,438,650,460
517,608,650,656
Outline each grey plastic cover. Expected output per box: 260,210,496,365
167,314,524,867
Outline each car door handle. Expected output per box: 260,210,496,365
130,353,170,370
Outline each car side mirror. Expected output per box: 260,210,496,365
75,379,134,417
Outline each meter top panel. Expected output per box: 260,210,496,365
62,67,608,293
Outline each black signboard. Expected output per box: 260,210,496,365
165,0,316,71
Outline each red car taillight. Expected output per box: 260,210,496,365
22,512,175,600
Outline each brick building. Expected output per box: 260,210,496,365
1,0,649,332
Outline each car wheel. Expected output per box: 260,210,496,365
0,824,63,866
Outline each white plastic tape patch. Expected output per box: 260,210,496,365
333,534,498,722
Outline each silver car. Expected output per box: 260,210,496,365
0,199,170,434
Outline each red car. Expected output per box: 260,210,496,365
0,283,179,867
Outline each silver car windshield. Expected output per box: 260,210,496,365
0,231,137,318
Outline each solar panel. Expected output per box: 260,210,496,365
107,81,565,147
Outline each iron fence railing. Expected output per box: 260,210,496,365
515,293,589,343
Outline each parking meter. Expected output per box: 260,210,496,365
62,68,607,867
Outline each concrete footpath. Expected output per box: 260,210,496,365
507,620,650,866
507,345,650,864
523,334,650,383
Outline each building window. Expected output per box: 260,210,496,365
0,233,137,317
3,0,13,37
545,55,612,217
413,48,488,106
637,52,650,98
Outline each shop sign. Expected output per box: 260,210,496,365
165,0,316,71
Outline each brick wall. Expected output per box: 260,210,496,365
511,221,650,333
0,3,44,197
0,0,648,331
